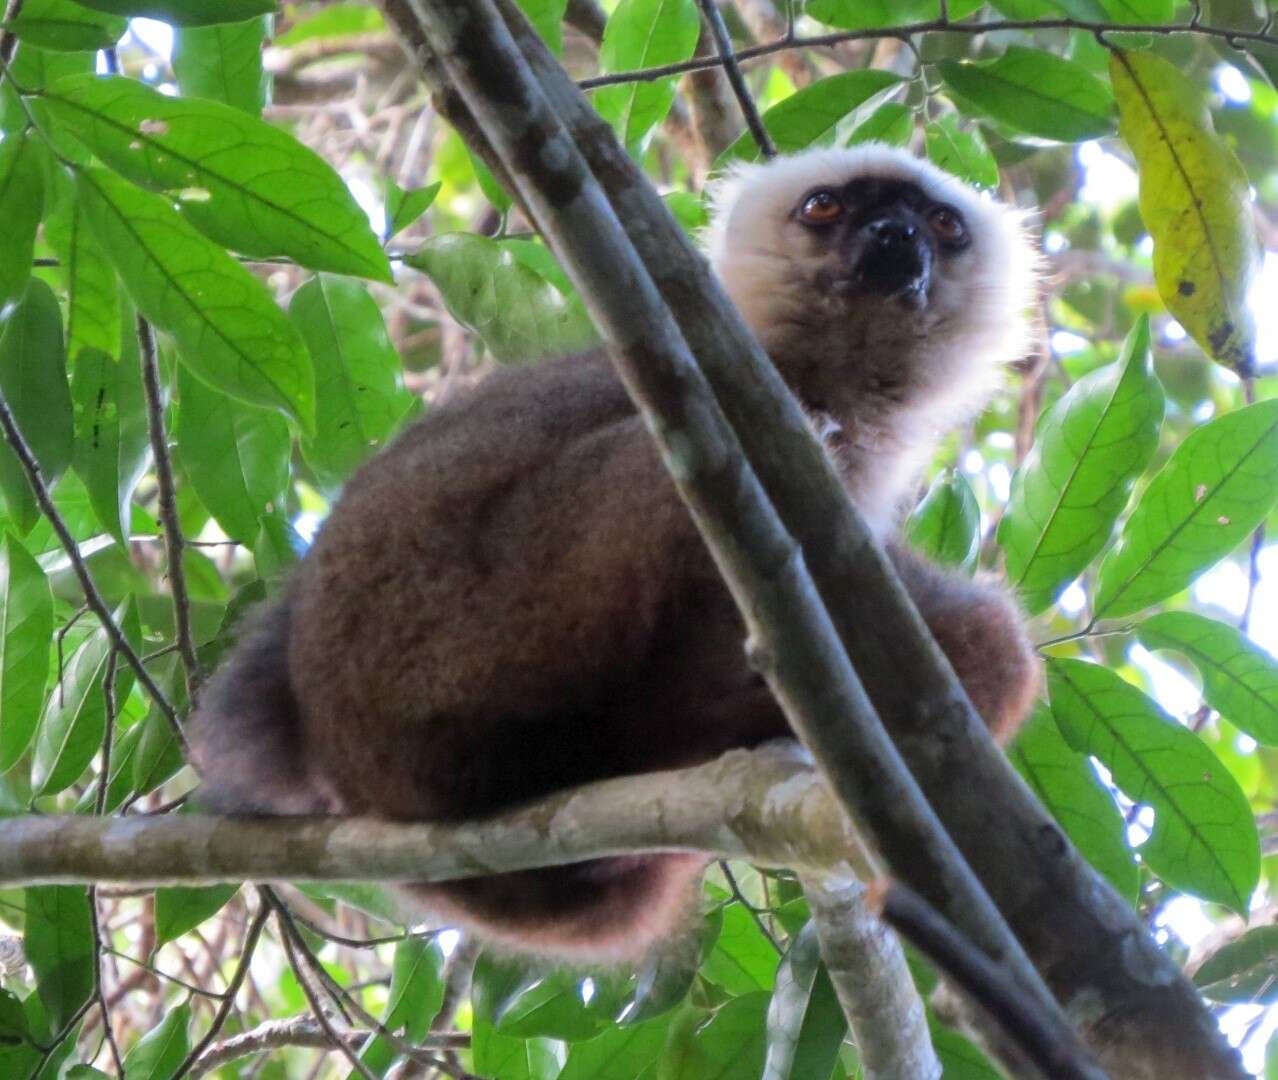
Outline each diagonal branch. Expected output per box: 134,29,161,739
0,388,186,749
136,316,203,695
394,1,1087,1061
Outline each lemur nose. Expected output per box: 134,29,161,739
866,218,918,245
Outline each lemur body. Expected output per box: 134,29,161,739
191,146,1040,960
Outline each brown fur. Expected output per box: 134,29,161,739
190,149,1041,960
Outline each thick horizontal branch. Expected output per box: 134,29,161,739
0,747,869,888
577,15,1278,89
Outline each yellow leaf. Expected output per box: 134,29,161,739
1109,49,1260,375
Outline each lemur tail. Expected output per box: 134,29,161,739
188,596,340,815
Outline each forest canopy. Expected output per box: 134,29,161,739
1,0,1278,1077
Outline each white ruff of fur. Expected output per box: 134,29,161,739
703,145,1039,535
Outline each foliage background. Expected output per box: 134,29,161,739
2,0,1278,1076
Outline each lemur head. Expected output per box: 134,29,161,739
704,144,1037,529
705,145,1036,426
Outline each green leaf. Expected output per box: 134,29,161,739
662,993,771,1080
1193,926,1278,1004
467,147,513,214
719,70,903,164
558,1016,671,1080
762,922,846,1080
290,276,414,486
385,180,440,239
77,168,316,432
924,114,998,189
173,16,270,115
32,597,140,796
122,1001,190,1080
906,470,980,573
253,511,306,582
0,279,74,534
1101,0,1174,19
154,885,238,947
175,365,291,543
0,988,27,1046
0,534,53,771
0,133,45,321
497,974,610,1041
593,0,700,153
1137,611,1278,746
0,42,90,134
71,346,151,548
1048,657,1259,912
354,935,446,1076
24,885,93,1033
700,902,777,994
275,4,384,46
805,0,982,29
1009,705,1139,904
848,102,915,147
44,192,122,363
1000,317,1164,614
471,1017,560,1080
72,0,273,27
939,47,1116,142
515,0,569,55
40,76,390,282
408,233,597,363
930,1014,1001,1079
5,0,125,51
1110,49,1259,373
1094,398,1278,619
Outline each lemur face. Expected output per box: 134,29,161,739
703,146,1037,431
789,176,971,309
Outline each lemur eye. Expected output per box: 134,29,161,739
798,190,844,225
928,206,968,246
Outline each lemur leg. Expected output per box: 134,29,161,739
888,543,1040,744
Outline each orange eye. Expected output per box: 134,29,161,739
799,191,844,225
928,206,967,246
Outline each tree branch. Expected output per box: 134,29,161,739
801,876,940,1080
874,881,1108,1080
136,316,202,695
0,388,185,749
576,15,1278,89
0,747,869,888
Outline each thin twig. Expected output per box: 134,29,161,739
173,901,271,1080
137,316,202,694
104,946,228,1000
270,894,476,1079
719,861,782,953
187,1018,465,1079
269,897,379,1080
289,910,439,950
576,15,1278,89
94,651,119,816
88,886,126,1075
0,0,23,70
0,388,185,748
695,0,775,158
873,881,1105,1080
